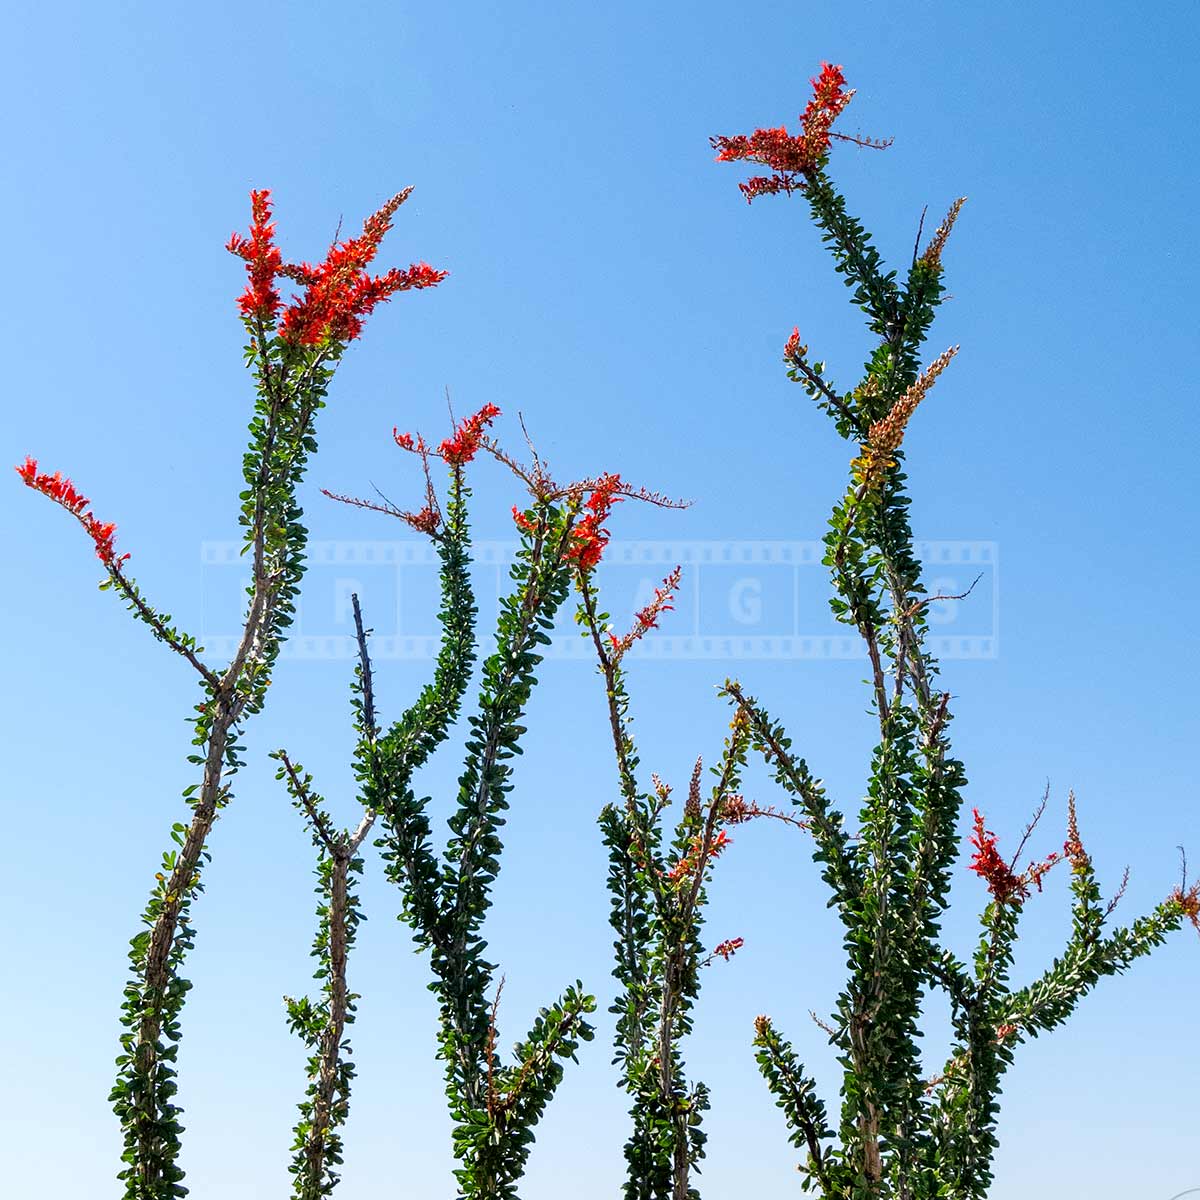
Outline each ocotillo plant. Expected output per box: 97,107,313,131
710,64,1200,1198
273,594,381,1200
16,187,446,1200
576,569,808,1200
322,413,679,1198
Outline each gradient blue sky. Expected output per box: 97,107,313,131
3,2,1198,1197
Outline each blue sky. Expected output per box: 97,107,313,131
3,1,1198,1197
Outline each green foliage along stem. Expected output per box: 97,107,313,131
108,327,351,1198
576,568,784,1200
6,187,448,1200
275,755,373,1200
712,65,1198,1199
337,435,605,1199
272,593,382,1199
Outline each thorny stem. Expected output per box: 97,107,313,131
278,597,379,1199
448,513,575,981
786,352,863,434
577,573,640,808
107,563,222,690
302,847,352,1196
132,696,232,1191
122,335,333,1197
581,565,747,1200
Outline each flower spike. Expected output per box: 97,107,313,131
16,456,129,566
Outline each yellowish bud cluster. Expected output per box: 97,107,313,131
870,346,958,455
852,347,958,488
921,197,966,269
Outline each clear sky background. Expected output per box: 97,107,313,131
3,2,1198,1198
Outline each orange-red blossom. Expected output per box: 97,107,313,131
968,809,1062,905
15,456,128,566
665,828,732,886
227,188,448,345
711,62,854,202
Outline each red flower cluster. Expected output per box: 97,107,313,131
711,62,853,201
438,403,501,466
512,506,539,534
394,404,501,467
393,429,427,453
227,188,448,345
968,810,1026,904
712,936,744,962
665,828,731,886
968,809,1062,905
15,456,128,566
784,326,804,360
568,473,623,573
226,190,282,321
608,565,681,659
